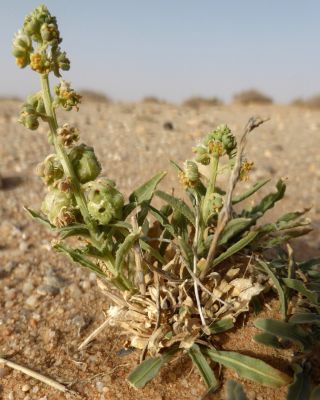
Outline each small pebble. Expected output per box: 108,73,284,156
25,294,39,308
69,283,82,299
22,384,30,392
22,281,34,295
19,241,29,252
96,381,105,393
80,280,91,290
37,284,60,296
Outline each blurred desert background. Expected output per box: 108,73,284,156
1,1,320,399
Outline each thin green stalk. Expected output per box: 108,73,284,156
40,74,102,248
202,154,219,223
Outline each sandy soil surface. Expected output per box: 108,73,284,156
0,99,319,400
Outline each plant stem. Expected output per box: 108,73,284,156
193,194,206,326
40,74,101,247
202,154,219,224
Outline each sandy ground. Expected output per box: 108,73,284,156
0,99,319,400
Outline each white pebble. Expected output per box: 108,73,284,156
22,384,30,392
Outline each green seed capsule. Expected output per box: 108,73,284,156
85,178,124,225
36,154,64,186
184,160,199,183
193,145,210,165
69,144,101,183
41,189,76,227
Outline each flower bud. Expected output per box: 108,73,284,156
41,189,77,227
57,51,70,71
12,30,32,68
30,52,51,74
85,178,124,225
40,22,59,43
23,5,58,43
26,92,45,114
239,160,254,181
19,107,39,130
53,81,81,111
57,124,79,147
35,154,64,186
179,160,200,187
210,193,223,215
69,144,101,183
192,145,210,165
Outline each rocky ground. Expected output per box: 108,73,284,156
0,98,319,400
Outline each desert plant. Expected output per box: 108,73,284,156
13,5,319,398
79,89,111,103
233,89,273,105
183,96,223,109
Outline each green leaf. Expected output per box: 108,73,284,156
212,231,259,268
257,227,312,249
277,209,310,223
243,179,286,220
232,178,270,205
225,380,248,400
115,231,140,272
254,318,312,350
286,364,311,400
209,319,234,334
148,205,175,236
257,260,287,318
155,190,195,226
282,278,319,305
218,218,252,246
311,385,320,400
299,258,320,272
127,349,175,389
253,332,283,349
178,236,193,267
203,348,292,387
188,344,219,390
289,313,320,325
129,171,167,204
24,207,54,229
58,224,90,239
53,242,107,278
139,239,166,265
